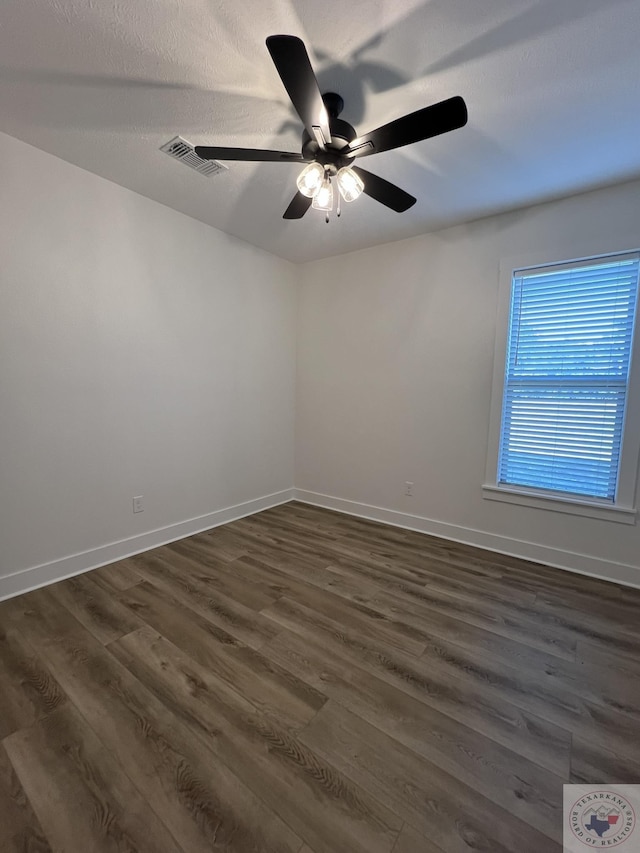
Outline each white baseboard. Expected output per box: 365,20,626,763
6,485,639,600
0,489,295,602
293,489,640,590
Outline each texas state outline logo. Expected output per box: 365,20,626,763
564,786,637,850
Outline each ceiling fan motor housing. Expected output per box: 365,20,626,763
302,94,357,171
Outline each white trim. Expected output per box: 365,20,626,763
481,484,636,524
293,489,640,590
6,485,640,601
513,248,640,277
0,489,295,602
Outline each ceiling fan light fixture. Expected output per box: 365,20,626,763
311,175,334,211
296,162,325,198
336,166,364,202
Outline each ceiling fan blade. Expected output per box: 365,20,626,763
266,35,331,149
352,167,416,212
195,146,306,162
345,96,468,159
283,192,312,219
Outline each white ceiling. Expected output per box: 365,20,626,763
1,0,640,263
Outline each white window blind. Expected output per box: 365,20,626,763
498,253,640,501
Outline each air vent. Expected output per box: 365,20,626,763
160,136,228,178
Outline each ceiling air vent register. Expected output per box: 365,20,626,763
160,136,228,177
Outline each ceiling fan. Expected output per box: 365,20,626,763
195,35,468,221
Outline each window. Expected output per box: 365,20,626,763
484,251,640,523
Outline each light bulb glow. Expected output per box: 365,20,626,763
296,162,325,198
312,177,334,211
336,167,364,202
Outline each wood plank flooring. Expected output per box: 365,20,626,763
1,501,640,852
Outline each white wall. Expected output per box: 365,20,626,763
0,131,296,596
296,179,640,586
3,127,640,597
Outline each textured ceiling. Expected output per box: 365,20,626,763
1,0,640,263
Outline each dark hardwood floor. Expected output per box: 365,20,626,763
1,501,640,852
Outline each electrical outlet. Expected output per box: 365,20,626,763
133,496,144,513
405,481,414,497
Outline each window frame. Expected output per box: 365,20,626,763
483,247,640,525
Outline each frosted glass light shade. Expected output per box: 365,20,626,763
296,162,325,198
312,177,334,211
336,166,364,202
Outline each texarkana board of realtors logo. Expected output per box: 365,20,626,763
564,786,637,851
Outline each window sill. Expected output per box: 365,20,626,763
481,484,636,525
